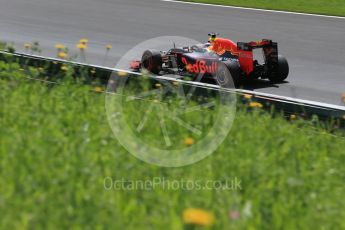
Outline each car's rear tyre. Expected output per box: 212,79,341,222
141,50,162,75
215,60,240,88
268,55,289,83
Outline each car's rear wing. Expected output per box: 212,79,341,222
237,39,278,75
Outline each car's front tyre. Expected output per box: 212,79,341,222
215,60,240,88
141,49,162,75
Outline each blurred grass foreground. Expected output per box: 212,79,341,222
0,57,345,229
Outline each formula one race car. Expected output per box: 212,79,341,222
130,39,289,88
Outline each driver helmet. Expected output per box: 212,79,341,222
208,33,219,43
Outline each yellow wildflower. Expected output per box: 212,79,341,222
106,44,112,50
118,71,128,77
155,83,161,88
94,86,103,93
24,43,31,49
61,65,68,71
184,137,194,146
58,52,67,59
249,102,263,108
77,43,87,50
172,81,179,86
290,114,297,120
55,43,65,50
183,208,214,227
244,94,252,99
79,38,89,44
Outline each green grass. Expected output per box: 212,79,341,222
180,0,345,16
1,60,345,229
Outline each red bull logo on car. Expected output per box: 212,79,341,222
182,57,217,74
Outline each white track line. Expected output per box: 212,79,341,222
236,89,345,110
153,75,345,110
161,0,345,19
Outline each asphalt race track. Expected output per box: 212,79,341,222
1,0,344,105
